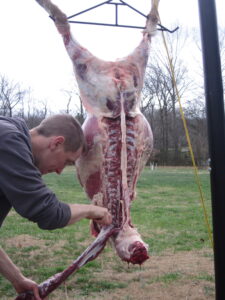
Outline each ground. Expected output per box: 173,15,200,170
1,167,214,299
5,234,214,300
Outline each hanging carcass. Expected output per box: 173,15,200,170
15,1,159,298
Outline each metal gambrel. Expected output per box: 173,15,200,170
66,0,178,33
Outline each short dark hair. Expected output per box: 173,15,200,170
35,114,85,152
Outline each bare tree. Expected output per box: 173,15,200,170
184,98,208,165
0,75,27,117
143,28,192,164
61,87,86,125
192,25,225,99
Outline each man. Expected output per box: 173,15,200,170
0,114,112,299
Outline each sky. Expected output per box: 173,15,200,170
0,0,224,112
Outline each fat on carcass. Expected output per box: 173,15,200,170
15,1,159,298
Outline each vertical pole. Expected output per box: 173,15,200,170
198,1,225,299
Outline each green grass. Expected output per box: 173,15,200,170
0,166,213,298
148,272,183,285
134,167,212,253
76,278,127,295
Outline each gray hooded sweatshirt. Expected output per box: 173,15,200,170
0,116,71,229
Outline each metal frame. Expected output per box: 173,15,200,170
66,0,178,33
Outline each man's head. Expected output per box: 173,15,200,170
30,114,85,175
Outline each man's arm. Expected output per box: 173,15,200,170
0,247,41,300
67,204,112,226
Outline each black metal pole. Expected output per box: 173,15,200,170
198,1,225,299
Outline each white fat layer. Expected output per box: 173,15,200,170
120,91,130,224
114,224,149,260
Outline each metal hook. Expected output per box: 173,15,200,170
48,0,179,34
157,24,179,33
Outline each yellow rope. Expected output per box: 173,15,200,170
155,8,214,248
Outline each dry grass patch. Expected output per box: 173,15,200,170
6,234,46,248
37,248,215,300
5,234,66,257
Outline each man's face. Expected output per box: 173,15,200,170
35,136,82,175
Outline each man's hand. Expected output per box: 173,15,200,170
86,205,112,225
13,276,42,300
0,247,43,300
67,204,112,226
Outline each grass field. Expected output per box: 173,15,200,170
0,167,214,299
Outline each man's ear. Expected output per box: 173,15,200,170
49,136,65,150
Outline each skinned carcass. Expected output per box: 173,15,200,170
15,1,158,298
